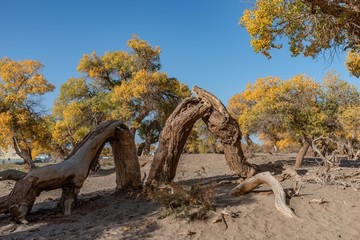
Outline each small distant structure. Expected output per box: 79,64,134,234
0,146,22,164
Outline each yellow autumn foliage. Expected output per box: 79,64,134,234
0,58,55,159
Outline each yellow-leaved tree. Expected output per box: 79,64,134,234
0,58,55,169
229,72,360,168
240,0,360,77
53,36,190,156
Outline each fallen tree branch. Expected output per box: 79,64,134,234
0,170,26,181
228,172,296,218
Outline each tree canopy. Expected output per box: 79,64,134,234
53,36,190,155
228,72,360,167
0,58,54,163
240,0,360,77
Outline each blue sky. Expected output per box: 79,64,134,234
1,0,359,111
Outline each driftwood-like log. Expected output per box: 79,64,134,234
193,86,256,178
0,120,141,223
146,97,211,184
229,172,296,218
0,170,26,181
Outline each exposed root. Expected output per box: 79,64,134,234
228,172,296,218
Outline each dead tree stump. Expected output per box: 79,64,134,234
0,120,141,223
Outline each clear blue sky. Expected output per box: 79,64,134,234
1,0,359,111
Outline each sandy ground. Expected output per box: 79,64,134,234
1,153,360,240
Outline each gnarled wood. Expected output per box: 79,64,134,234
0,120,141,223
146,97,211,184
0,170,26,181
147,86,256,185
229,172,296,218
110,126,141,191
194,86,256,178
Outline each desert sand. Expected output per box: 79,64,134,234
1,153,360,240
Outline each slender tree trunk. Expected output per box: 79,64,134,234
294,138,311,169
12,137,36,170
137,142,145,156
143,131,153,155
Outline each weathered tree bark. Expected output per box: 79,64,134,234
146,86,256,185
294,138,311,169
229,171,296,218
12,137,36,170
0,170,26,181
146,97,212,184
137,142,145,156
0,120,141,223
109,126,141,191
194,86,256,178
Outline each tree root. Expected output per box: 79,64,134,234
228,172,296,218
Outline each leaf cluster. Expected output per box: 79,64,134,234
241,0,360,77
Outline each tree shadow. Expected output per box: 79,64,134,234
338,159,360,168
89,168,116,177
175,174,257,209
0,190,161,239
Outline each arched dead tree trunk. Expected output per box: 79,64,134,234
147,86,256,185
193,86,256,178
0,120,141,223
146,97,212,184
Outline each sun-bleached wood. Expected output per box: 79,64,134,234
229,171,296,218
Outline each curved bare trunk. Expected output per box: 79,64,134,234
147,86,256,185
0,121,141,223
146,97,211,184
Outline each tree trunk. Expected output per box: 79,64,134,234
0,120,141,223
294,138,311,169
109,126,141,191
12,137,36,170
143,131,153,155
146,97,211,184
194,86,256,178
147,86,256,185
137,142,145,156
